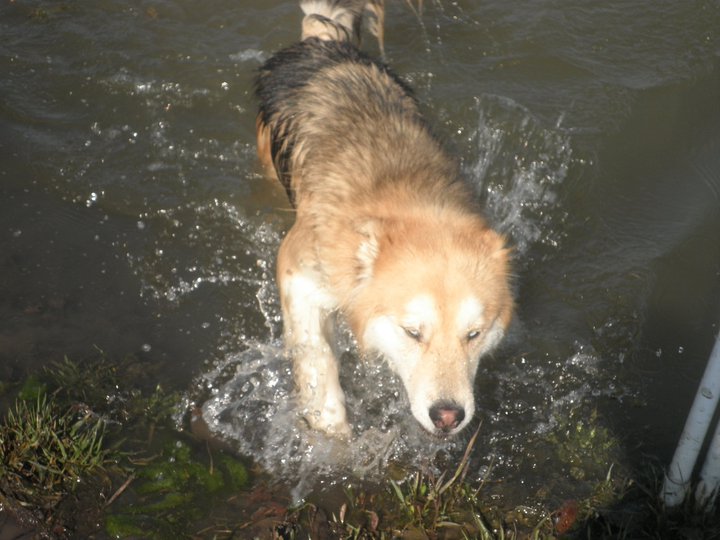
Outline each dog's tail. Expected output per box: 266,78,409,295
300,0,385,53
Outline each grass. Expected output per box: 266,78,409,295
0,351,183,535
0,393,107,510
0,352,253,537
382,427,513,537
276,428,560,539
274,461,720,540
268,419,720,540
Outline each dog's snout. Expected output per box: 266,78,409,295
429,401,465,433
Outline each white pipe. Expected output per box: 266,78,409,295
696,410,720,511
694,330,720,511
661,330,720,507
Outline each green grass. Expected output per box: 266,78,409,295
0,394,107,509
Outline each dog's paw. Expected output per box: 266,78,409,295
321,418,352,439
304,403,352,439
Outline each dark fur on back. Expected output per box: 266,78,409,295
255,38,417,206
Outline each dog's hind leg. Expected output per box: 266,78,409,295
277,218,350,437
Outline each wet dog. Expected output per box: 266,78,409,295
255,0,513,437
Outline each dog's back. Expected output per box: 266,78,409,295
255,0,471,213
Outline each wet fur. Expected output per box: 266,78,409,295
255,0,513,437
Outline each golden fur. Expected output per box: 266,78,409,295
255,0,513,437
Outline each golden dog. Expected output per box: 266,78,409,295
255,0,513,437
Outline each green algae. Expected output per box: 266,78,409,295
549,408,621,483
105,436,250,538
220,452,250,490
104,514,146,538
135,439,240,497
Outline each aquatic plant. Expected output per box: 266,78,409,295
548,407,621,483
104,436,250,538
384,429,503,536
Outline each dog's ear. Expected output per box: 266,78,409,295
354,219,380,283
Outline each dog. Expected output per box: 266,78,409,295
255,0,513,438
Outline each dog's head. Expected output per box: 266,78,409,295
348,213,513,436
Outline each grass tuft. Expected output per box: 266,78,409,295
0,393,107,510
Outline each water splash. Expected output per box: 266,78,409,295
164,78,621,504
185,93,583,499
126,200,280,305
467,95,572,255
196,338,458,502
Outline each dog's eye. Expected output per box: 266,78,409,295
403,327,422,341
467,330,481,341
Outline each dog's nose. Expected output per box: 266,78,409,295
429,401,465,433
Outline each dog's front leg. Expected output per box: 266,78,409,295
277,221,351,438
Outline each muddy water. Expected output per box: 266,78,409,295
2,0,720,524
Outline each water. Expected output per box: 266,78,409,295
2,0,720,526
